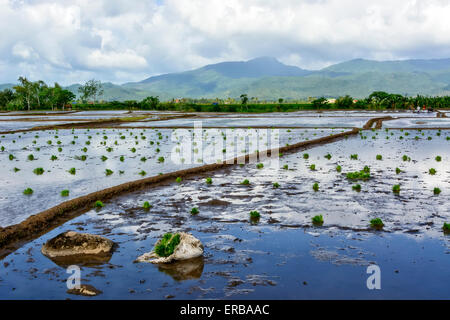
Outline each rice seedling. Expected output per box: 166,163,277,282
395,167,402,174
312,215,324,226
154,233,181,257
101,155,108,161
283,164,289,170
9,154,14,160
158,156,165,163
61,190,69,197
310,164,316,171
324,153,332,160
303,153,309,159
94,200,104,208
392,184,400,194
139,170,147,176
336,165,342,173
190,207,199,215
140,157,147,162
249,211,260,223
273,182,280,188
313,182,319,191
143,201,152,210
435,156,442,162
176,177,182,183
13,167,20,172
27,154,35,161
433,187,441,195
352,184,362,192
346,170,371,180
33,167,44,175
105,169,113,176
350,154,358,160
206,177,212,184
429,168,437,175
256,163,264,169
120,156,125,162
376,154,382,160
241,179,250,185
23,188,33,195
443,223,450,233
68,167,76,175
370,218,384,229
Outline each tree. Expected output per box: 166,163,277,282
240,94,248,105
141,96,160,110
311,97,328,109
78,79,103,103
334,95,354,108
14,77,34,110
0,89,15,109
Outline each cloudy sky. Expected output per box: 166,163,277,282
1,0,450,85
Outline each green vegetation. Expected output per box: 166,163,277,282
352,184,362,192
312,215,324,226
273,182,280,188
310,164,316,171
350,154,358,160
101,155,108,161
94,200,104,208
324,153,332,160
336,165,342,173
313,182,319,192
61,190,70,197
393,184,401,194
303,153,309,159
157,156,165,163
370,218,384,229
143,201,152,210
27,154,35,161
50,155,58,161
154,233,181,257
433,188,441,195
190,207,199,215
346,170,371,180
241,179,250,185
376,154,382,160
68,167,76,175
139,170,147,176
33,167,44,175
105,169,113,176
395,167,402,174
176,176,182,183
250,210,260,219
256,163,264,169
435,156,442,162
443,223,450,233
23,188,33,195
205,177,212,184
429,168,437,175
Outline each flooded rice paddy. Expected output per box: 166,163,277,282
0,111,449,299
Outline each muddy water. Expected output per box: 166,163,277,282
0,128,337,226
0,128,448,299
383,118,450,128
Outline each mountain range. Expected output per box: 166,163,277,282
4,57,450,101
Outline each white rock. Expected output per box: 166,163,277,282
136,232,203,264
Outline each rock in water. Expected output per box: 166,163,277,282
136,232,203,264
67,284,102,297
41,231,115,266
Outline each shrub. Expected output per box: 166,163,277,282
154,233,181,257
61,190,69,197
312,215,324,225
370,218,384,229
190,207,199,215
23,188,33,195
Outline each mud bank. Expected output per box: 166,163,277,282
0,128,359,254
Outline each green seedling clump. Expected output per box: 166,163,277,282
190,207,199,215
370,218,384,229
350,154,358,160
27,154,35,161
434,187,441,195
139,170,147,176
33,167,44,175
395,167,402,174
312,215,324,225
352,184,362,192
50,155,58,161
205,177,212,184
310,164,316,171
435,156,442,162
94,200,104,208
346,170,371,180
154,233,181,257
313,182,319,192
61,190,69,197
241,179,250,185
273,182,280,188
443,223,450,233
176,177,182,183
336,165,342,173
376,154,382,160
143,201,152,210
303,153,309,159
429,168,437,175
324,153,332,160
105,169,113,176
158,156,165,163
68,168,76,175
392,184,401,194
250,210,260,219
256,163,264,169
23,188,33,195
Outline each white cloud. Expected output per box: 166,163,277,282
0,0,449,85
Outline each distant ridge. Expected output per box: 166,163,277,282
3,57,450,100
